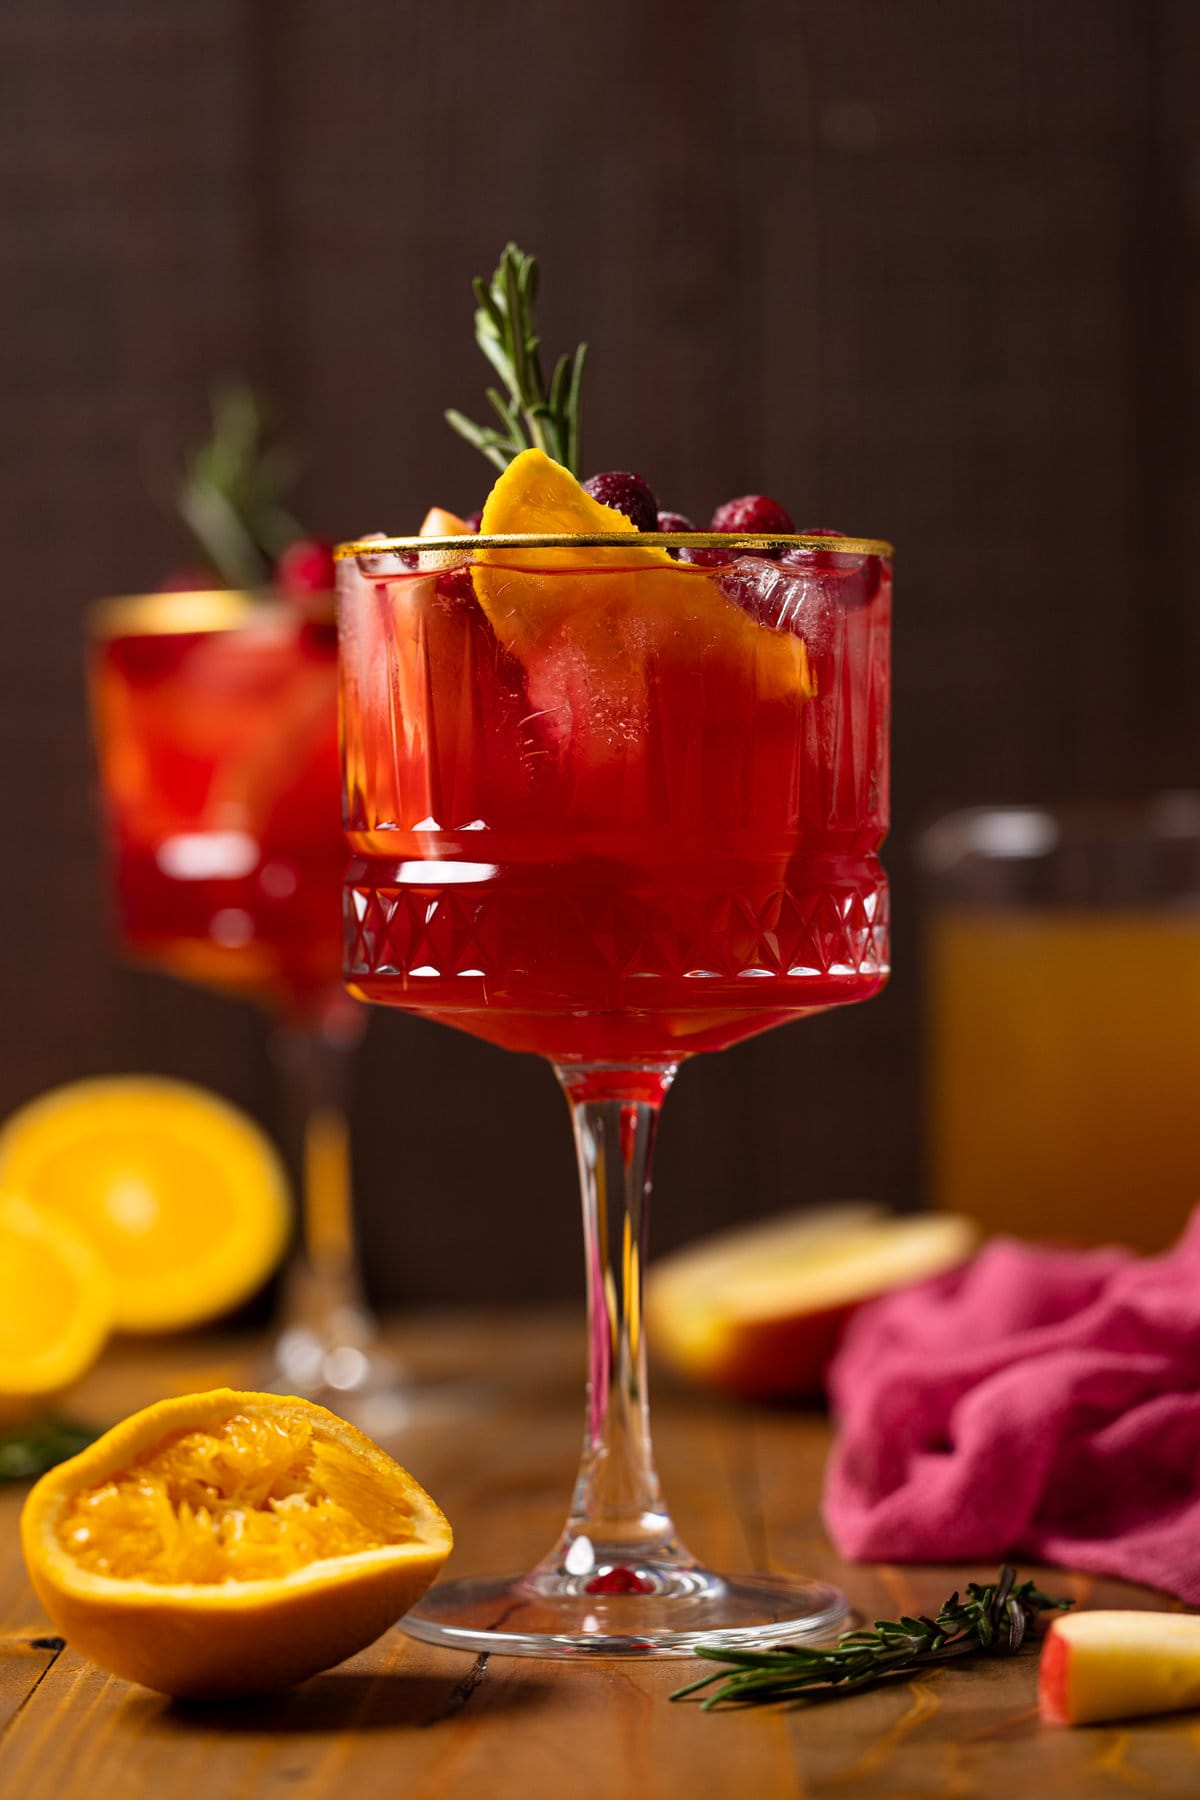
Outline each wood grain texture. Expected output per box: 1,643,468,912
1,1324,1198,1799
1,3,1199,1303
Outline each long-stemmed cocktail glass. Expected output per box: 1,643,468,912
89,589,390,1413
338,528,891,1653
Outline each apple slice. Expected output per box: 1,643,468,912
646,1206,978,1399
1039,1611,1200,1726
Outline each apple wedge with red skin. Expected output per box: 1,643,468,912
646,1205,978,1400
1039,1611,1200,1726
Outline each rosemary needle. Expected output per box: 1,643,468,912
447,243,588,477
0,1415,98,1484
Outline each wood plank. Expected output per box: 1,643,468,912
0,1638,804,1800
0,1637,64,1735
3,1323,1199,1798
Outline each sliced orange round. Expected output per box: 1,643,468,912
0,1079,290,1332
21,1388,453,1698
0,1196,112,1420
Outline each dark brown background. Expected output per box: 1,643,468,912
3,1,1198,1306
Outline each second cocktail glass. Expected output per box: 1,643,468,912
89,589,388,1410
338,522,892,1655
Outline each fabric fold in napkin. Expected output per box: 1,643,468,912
822,1210,1200,1604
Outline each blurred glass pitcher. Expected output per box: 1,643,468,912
920,796,1200,1253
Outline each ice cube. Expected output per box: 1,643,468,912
716,557,837,648
354,533,417,577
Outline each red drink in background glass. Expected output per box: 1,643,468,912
89,589,391,1407
90,595,347,1025
341,548,890,1064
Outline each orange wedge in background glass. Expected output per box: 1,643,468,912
21,1388,454,1697
0,1079,290,1332
0,1196,112,1421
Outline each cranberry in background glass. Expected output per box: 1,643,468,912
276,538,337,600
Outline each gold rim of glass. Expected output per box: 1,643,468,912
335,531,894,560
88,590,335,638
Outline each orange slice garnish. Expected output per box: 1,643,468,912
472,449,814,702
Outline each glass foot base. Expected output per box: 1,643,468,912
401,1567,848,1658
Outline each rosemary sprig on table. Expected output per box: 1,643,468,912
0,1415,98,1483
672,1567,1072,1710
446,242,587,476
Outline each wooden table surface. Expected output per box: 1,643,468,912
1,1314,1196,1800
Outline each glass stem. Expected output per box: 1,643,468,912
536,1062,694,1587
271,1018,374,1376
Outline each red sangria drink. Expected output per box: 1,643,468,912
343,511,889,1065
338,246,892,1655
92,593,345,1022
90,588,390,1415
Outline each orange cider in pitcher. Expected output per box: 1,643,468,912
926,804,1200,1253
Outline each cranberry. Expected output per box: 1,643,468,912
710,494,795,537
584,1566,656,1596
276,537,336,598
464,511,483,533
582,471,659,533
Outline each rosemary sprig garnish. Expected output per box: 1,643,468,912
446,242,587,476
0,1415,98,1483
672,1567,1072,1710
176,382,304,589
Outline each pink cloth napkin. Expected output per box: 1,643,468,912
822,1211,1200,1603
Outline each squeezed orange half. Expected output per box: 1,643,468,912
21,1389,453,1697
